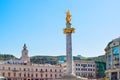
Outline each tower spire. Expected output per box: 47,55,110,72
23,43,27,50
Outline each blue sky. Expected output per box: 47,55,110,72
0,0,120,58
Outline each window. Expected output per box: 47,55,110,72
81,64,87,67
14,68,16,70
88,64,92,67
8,72,10,77
31,68,33,71
24,68,26,71
46,74,47,78
55,74,57,78
40,69,43,72
2,72,5,76
59,69,61,72
88,69,92,71
24,73,26,77
2,67,5,70
76,68,77,70
59,74,61,77
113,46,119,54
76,64,78,66
41,74,43,78
19,68,21,71
36,69,38,72
50,69,52,72
50,74,52,77
14,73,16,77
19,73,21,77
28,68,30,71
55,69,57,72
8,67,10,70
36,74,38,77
31,74,33,77
28,74,30,77
108,55,112,62
45,69,47,72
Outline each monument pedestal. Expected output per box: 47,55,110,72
56,74,88,80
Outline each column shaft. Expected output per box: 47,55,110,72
66,23,73,75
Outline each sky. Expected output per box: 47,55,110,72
0,0,120,58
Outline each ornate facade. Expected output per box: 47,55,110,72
105,37,120,80
0,44,63,80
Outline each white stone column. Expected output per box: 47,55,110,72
66,23,73,75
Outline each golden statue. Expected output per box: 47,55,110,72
66,11,71,24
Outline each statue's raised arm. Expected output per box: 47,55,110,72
66,11,71,24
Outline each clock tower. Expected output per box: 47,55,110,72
20,44,30,65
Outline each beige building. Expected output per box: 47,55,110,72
0,63,63,80
61,60,96,79
0,44,63,80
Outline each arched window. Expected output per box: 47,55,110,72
41,74,43,78
59,69,61,72
2,72,5,76
40,69,43,72
8,72,10,77
28,73,30,77
14,73,16,77
45,69,47,72
19,73,21,77
24,73,26,77
55,69,57,72
14,67,16,70
45,74,47,78
36,69,38,72
8,67,10,70
59,74,61,77
24,68,26,71
50,74,52,77
31,74,33,77
55,74,57,78
36,74,38,77
50,69,52,72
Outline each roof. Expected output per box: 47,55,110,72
105,37,120,48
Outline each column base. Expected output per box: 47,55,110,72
55,74,88,80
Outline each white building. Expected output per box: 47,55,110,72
61,60,96,79
105,37,120,80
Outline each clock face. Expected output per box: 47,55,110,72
113,46,119,54
25,52,27,55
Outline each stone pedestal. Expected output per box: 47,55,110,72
56,74,88,80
